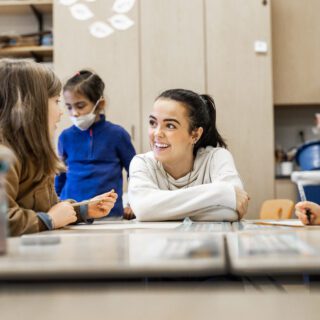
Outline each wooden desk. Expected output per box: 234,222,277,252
0,231,226,280
2,219,320,320
2,219,320,280
60,219,232,234
227,229,320,275
0,287,320,320
1,220,320,320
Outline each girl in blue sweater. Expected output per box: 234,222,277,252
55,70,136,218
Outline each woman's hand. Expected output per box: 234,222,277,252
48,201,77,229
123,205,135,220
295,201,320,225
234,186,250,219
87,190,118,219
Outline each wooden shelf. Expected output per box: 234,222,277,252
0,45,53,58
0,1,52,14
0,1,53,62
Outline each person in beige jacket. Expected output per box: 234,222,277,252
0,59,117,236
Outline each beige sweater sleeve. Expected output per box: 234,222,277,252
128,153,238,222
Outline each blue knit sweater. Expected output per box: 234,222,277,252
54,115,136,217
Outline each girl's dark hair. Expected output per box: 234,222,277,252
157,89,227,155
63,70,105,103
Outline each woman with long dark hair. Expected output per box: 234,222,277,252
128,88,249,221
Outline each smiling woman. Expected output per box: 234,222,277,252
148,98,201,179
128,88,249,222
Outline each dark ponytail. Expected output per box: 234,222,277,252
157,89,227,155
198,94,227,152
63,69,105,104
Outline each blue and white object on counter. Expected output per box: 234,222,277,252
291,170,320,205
295,140,320,170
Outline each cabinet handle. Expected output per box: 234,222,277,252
131,125,135,141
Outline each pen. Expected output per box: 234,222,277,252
297,182,312,224
70,189,115,207
70,199,102,207
305,208,312,224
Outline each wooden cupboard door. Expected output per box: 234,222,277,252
54,0,140,151
272,0,320,105
139,0,206,152
206,0,274,217
275,179,297,204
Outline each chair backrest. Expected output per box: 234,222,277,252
259,199,294,219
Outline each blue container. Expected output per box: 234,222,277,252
295,140,320,170
302,185,320,205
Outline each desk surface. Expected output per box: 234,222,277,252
227,229,320,275
0,232,226,280
2,219,320,279
2,220,320,319
62,219,232,233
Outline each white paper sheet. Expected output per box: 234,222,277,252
248,219,304,228
66,222,182,230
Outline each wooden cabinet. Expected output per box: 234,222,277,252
206,0,274,218
139,0,206,151
275,179,297,204
0,1,53,61
272,0,320,105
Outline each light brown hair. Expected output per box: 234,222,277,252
0,58,62,179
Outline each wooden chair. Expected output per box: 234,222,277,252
259,199,294,219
